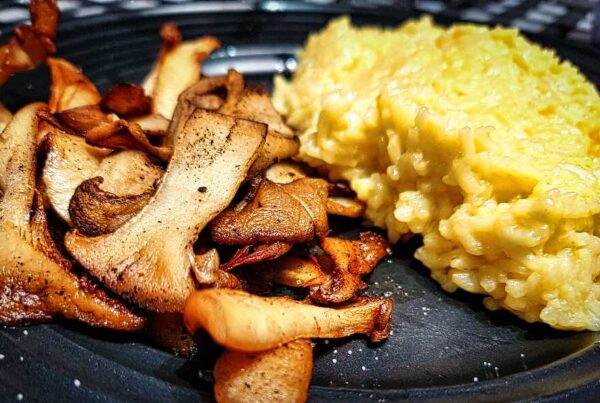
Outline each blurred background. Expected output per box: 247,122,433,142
0,0,598,45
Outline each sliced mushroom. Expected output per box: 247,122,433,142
47,57,102,113
0,0,59,87
143,23,220,119
0,103,144,329
101,83,152,118
326,197,365,218
264,161,310,184
41,132,162,225
254,255,326,288
220,242,292,272
184,289,393,352
65,110,266,312
214,339,313,403
84,119,172,161
192,249,241,289
210,177,329,245
310,232,392,305
56,104,114,134
69,177,155,236
0,103,12,133
130,114,169,138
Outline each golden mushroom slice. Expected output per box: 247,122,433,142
0,102,12,132
47,57,102,113
0,103,144,329
42,132,162,225
143,23,220,119
65,110,266,312
214,339,313,403
184,289,393,352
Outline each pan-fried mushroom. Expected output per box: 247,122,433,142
0,0,59,87
143,23,220,119
0,103,144,329
214,339,313,403
0,103,13,133
172,70,299,175
220,242,292,272
326,197,365,218
130,114,169,137
210,177,329,245
42,132,162,224
47,57,101,113
265,161,310,184
310,232,391,304
65,110,266,312
56,104,114,134
101,83,152,118
69,177,155,236
84,119,172,161
193,249,241,289
253,255,326,288
185,289,392,352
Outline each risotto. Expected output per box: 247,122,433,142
273,17,600,330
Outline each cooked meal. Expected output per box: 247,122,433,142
274,16,600,331
1,0,599,401
0,2,392,401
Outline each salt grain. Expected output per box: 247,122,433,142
332,358,337,364
361,366,367,371
22,330,28,336
348,350,352,355
324,340,330,345
375,356,379,361
0,354,4,360
473,377,479,382
16,394,23,401
19,356,23,362
73,379,81,387
333,350,338,354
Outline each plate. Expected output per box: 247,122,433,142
1,2,599,402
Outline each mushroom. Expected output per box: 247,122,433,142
193,249,241,289
220,242,292,272
145,312,198,358
214,339,313,403
0,103,144,329
56,104,114,134
310,232,392,305
184,289,392,352
130,114,169,138
0,0,59,87
143,23,220,119
47,57,101,113
210,177,329,245
41,132,162,225
101,83,152,118
65,109,266,312
0,102,13,133
252,255,326,288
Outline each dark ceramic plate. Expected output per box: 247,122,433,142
1,2,599,402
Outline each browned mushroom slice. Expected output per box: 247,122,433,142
56,104,114,134
47,57,101,113
41,132,162,225
220,242,292,272
326,197,365,218
0,103,144,329
146,312,198,358
85,119,172,161
130,114,169,137
142,23,220,119
0,0,59,87
101,83,152,118
0,103,12,133
69,177,155,236
264,161,310,184
65,110,266,312
184,289,392,352
253,255,326,288
192,249,241,289
310,232,392,305
214,339,313,403
210,177,329,245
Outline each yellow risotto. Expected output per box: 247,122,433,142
273,17,600,330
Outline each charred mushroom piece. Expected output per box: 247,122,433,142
326,197,365,218
184,289,393,352
101,83,152,118
210,178,329,245
192,249,241,289
0,0,59,87
0,103,144,329
220,242,292,272
253,255,326,288
65,110,266,312
47,57,101,113
143,23,220,119
214,339,313,403
310,232,392,305
42,133,162,225
56,104,114,134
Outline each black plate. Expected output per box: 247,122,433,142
1,2,599,402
